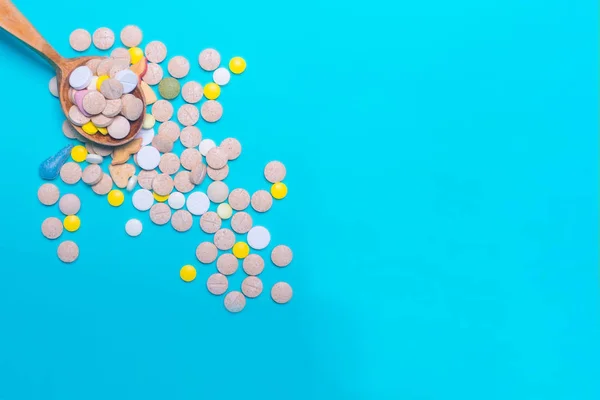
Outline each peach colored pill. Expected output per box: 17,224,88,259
207,273,228,295
242,276,263,298
41,217,63,239
145,41,167,63
224,291,246,313
167,56,190,78
228,189,250,211
150,203,171,225
69,29,91,51
243,254,265,276
159,153,180,175
171,209,193,232
180,126,202,148
82,164,103,185
200,211,221,233
230,211,253,234
60,162,82,185
157,121,180,141
120,25,143,47
251,190,273,212
181,81,203,103
57,241,79,263
206,164,229,181
216,253,238,275
173,171,194,193
200,100,223,123
271,245,293,267
92,27,115,50
38,183,60,205
220,138,242,160
196,242,218,264
271,282,293,304
264,161,287,183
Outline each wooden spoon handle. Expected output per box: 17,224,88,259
0,0,64,69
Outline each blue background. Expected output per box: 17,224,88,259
0,0,598,398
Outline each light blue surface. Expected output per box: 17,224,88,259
0,0,598,398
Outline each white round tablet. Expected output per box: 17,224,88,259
69,66,93,90
186,191,210,215
168,191,185,209
132,189,154,211
213,67,231,86
199,139,216,156
247,226,271,250
134,128,155,146
115,69,138,94
125,219,143,236
137,146,161,170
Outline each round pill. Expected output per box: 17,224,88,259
232,242,250,259
132,189,154,211
243,254,264,275
271,182,288,199
62,120,80,140
180,126,202,148
100,78,123,100
206,273,228,295
49,76,58,97
217,253,238,275
158,77,180,100
196,242,218,264
167,192,185,209
271,282,293,304
199,48,221,71
145,41,167,63
69,29,91,52
168,56,190,78
216,203,232,219
251,190,273,212
63,215,80,232
224,291,246,313
206,165,229,181
59,194,81,215
213,67,231,86
153,192,169,202
137,146,161,170
68,105,90,126
92,27,114,50
70,145,87,162
121,93,143,120
126,175,138,192
174,171,194,193
203,83,220,100
264,161,286,183
181,81,202,103
200,100,223,123
229,57,247,74
199,139,216,156
107,190,124,206
152,100,173,122
92,173,113,195
199,212,221,233
189,163,207,185
171,209,193,232
134,128,155,146
207,181,229,204
143,62,163,86
247,226,271,250
242,276,263,298
69,66,93,90
228,189,250,211
86,58,102,74
137,170,157,190
115,69,138,94
177,104,199,126
120,25,143,47
103,98,122,117
159,153,180,175
125,219,143,237
91,114,113,128
180,265,196,282
41,217,63,240
180,148,202,170
143,114,156,129
271,245,293,267
150,203,171,225
206,147,228,169
158,121,180,141
152,174,174,196
60,162,82,185
214,228,235,250
220,138,242,160
186,191,210,215
128,47,144,64
82,121,98,135
107,116,131,139
230,211,252,234
57,241,79,263
152,133,174,153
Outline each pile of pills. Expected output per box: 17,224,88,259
39,25,290,313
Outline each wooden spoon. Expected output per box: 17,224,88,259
0,0,145,147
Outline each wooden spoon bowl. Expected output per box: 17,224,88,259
0,0,146,147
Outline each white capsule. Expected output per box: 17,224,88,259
126,175,138,192
85,154,103,164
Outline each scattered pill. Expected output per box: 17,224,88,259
115,69,138,94
228,189,250,211
82,121,98,135
167,56,190,78
251,190,273,212
159,153,180,175
180,126,202,148
63,215,81,232
247,226,271,250
82,164,103,185
91,173,113,195
107,115,130,139
158,77,180,100
271,282,293,304
177,104,199,126
174,171,195,193
171,209,193,232
91,114,113,128
207,164,229,181
128,46,144,64
59,194,81,215
71,145,87,162
134,127,155,146
224,291,246,313
200,100,223,123
230,211,252,234
271,245,293,267
137,170,157,190
199,139,216,156
157,121,180,142
57,240,79,263
60,162,83,185
153,192,169,202
196,242,218,264
150,202,171,225
217,253,238,275
126,175,138,191
143,114,155,129
264,161,286,183
69,29,91,52
100,78,124,100
137,146,161,170
132,189,154,211
145,41,167,63
206,273,228,295
242,254,264,275
203,83,220,100
207,181,229,203
229,56,247,74
217,203,232,219
232,241,250,259
199,49,221,71
102,98,122,117
41,217,63,240
220,138,242,160
181,81,203,103
242,276,263,298
120,25,143,47
214,228,235,250
206,147,228,169
49,76,58,97
186,191,210,215
68,105,90,126
189,163,207,185
152,133,174,153
151,100,174,122
271,182,288,199
69,66,93,90
199,211,221,233
92,27,115,50
167,192,185,209
180,265,196,282
107,189,125,206
180,148,202,170
143,62,163,85
213,67,231,86
152,174,174,196
125,218,143,236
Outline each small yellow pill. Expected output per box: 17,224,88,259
217,203,233,219
70,145,87,162
203,82,221,100
107,190,124,207
96,75,109,91
82,121,98,135
153,192,169,202
232,242,250,259
143,114,155,129
271,182,288,200
129,47,144,64
180,265,197,282
229,57,246,74
98,127,108,135
63,215,80,232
